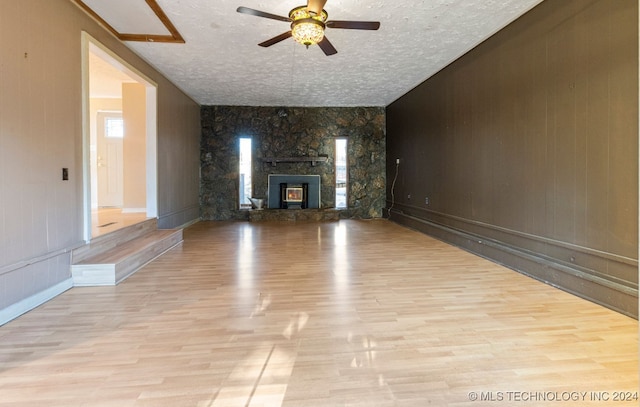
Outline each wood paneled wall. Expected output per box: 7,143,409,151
0,0,200,324
386,0,638,317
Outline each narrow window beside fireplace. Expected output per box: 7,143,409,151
336,138,348,209
239,137,252,209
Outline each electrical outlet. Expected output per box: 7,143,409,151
396,158,400,164
62,168,69,181
425,197,429,205
407,194,411,199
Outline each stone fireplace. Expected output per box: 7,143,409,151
200,106,386,221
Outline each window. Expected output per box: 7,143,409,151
239,137,252,209
105,117,124,138
335,138,348,209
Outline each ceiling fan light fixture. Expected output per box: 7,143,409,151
237,3,380,56
289,5,328,46
291,19,325,46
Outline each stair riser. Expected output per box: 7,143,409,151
71,265,117,286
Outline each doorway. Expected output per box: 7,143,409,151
82,33,158,240
96,112,124,208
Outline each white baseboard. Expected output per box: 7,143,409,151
0,278,74,326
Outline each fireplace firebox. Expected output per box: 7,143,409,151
268,175,320,209
280,183,308,209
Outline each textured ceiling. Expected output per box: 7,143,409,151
91,0,544,107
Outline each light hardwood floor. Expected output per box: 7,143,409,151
0,220,637,406
91,208,150,238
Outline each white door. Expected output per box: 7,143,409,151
97,113,124,207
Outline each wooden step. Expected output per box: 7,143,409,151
71,229,183,286
72,218,158,264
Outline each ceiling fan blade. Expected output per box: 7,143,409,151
236,7,290,23
317,36,337,56
326,20,381,30
258,31,293,47
307,0,328,16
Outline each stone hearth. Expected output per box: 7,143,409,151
248,208,340,222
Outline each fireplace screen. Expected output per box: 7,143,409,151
268,175,320,209
286,187,303,202
279,182,309,209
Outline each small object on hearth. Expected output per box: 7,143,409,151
248,197,264,210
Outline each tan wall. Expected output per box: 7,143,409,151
386,0,638,317
122,83,146,211
0,0,200,323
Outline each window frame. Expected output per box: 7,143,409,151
239,137,252,209
335,137,348,209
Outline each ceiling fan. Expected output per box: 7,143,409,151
236,0,380,56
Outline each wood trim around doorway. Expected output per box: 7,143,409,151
72,0,185,43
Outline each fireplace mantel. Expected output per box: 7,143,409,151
262,156,328,167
